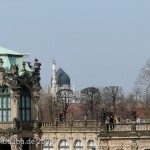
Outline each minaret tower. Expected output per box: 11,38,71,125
51,58,57,96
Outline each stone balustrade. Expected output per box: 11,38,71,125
1,120,150,132
41,120,150,132
0,121,14,129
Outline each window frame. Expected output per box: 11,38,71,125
59,139,69,150
19,86,31,122
42,139,53,150
74,140,83,150
87,140,96,150
0,86,11,122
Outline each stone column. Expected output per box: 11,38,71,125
11,90,20,120
11,144,22,150
53,137,58,150
69,137,73,150
10,135,23,150
32,89,40,121
34,133,42,150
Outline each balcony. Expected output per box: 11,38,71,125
0,122,14,129
0,121,34,132
41,120,150,132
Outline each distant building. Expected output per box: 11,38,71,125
51,59,71,97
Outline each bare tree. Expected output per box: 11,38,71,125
135,59,150,107
136,59,150,87
80,87,101,120
103,86,124,114
56,89,73,121
39,90,57,122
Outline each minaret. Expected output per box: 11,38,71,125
51,58,57,96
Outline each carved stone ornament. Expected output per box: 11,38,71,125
82,137,86,140
69,137,73,141
53,137,58,141
10,135,23,150
34,133,42,147
131,145,138,150
32,91,40,104
33,120,41,132
11,91,20,104
11,144,23,150
0,132,11,141
0,72,4,86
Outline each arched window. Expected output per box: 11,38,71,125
42,139,53,150
59,139,69,150
87,140,96,150
19,86,31,121
0,86,11,122
74,140,83,150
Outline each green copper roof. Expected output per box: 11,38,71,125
0,47,23,56
0,47,32,76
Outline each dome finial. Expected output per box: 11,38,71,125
52,57,56,65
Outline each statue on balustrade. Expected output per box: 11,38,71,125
131,111,137,122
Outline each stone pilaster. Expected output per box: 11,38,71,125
10,135,23,150
32,59,41,121
34,133,41,150
11,90,20,120
32,90,40,120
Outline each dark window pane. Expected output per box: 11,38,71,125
0,86,11,122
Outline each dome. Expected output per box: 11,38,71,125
56,68,70,87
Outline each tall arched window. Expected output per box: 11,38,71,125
74,140,83,150
59,139,69,150
87,140,96,150
42,139,53,150
19,86,31,121
0,86,11,122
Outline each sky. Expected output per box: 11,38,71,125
0,0,150,94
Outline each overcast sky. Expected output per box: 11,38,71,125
0,0,150,94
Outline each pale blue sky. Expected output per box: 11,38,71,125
0,0,150,94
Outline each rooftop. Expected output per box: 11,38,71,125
0,47,32,76
0,47,23,56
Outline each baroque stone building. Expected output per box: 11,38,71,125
0,47,41,150
1,47,150,150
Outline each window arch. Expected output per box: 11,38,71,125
87,140,96,150
74,140,83,150
19,86,31,121
59,139,69,150
42,139,53,150
0,86,11,122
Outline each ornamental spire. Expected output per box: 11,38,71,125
51,58,57,96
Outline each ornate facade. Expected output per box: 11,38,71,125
0,47,41,150
1,47,150,150
41,121,150,150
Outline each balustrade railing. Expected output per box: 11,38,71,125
0,122,14,129
41,120,150,132
1,120,149,132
